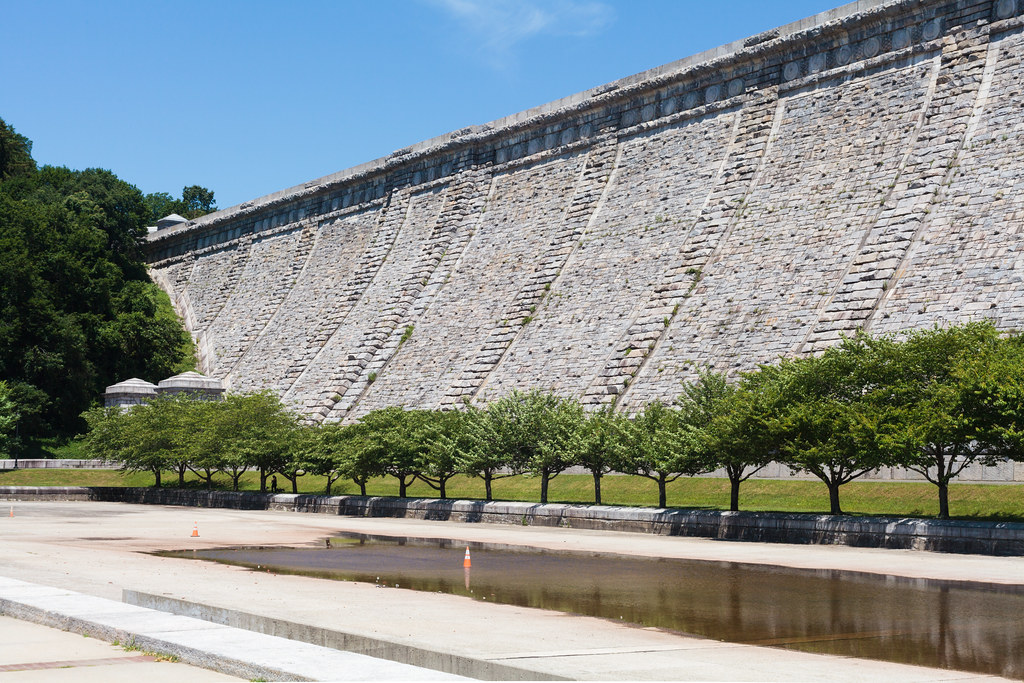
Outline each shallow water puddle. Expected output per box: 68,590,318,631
160,534,1024,678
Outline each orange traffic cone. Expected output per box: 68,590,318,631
191,522,199,538
8,506,12,518
463,546,471,568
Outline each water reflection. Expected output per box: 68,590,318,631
162,535,1024,678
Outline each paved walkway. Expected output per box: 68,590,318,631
0,577,459,681
2,500,1022,681
0,614,241,682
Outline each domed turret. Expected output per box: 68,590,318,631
103,378,158,409
157,371,224,400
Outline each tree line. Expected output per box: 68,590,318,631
0,117,212,454
80,322,1024,519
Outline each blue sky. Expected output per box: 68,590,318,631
2,1,839,211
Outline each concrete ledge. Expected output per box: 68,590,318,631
0,459,116,469
4,486,1024,556
0,577,462,681
123,590,561,681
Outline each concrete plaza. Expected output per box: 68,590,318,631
1,500,1021,681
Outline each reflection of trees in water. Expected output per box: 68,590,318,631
182,545,1024,678
727,570,743,636
939,586,950,669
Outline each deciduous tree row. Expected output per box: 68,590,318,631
81,322,1024,518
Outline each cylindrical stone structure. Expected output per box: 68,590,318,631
157,371,224,400
103,378,158,409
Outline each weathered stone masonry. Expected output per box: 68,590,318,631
148,0,1024,421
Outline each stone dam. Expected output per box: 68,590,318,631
147,0,1024,422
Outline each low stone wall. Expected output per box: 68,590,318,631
3,486,1023,556
0,459,116,470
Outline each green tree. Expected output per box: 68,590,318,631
0,381,21,457
328,422,381,496
0,126,194,443
359,407,429,498
576,407,624,505
143,191,176,224
98,281,195,381
80,405,131,472
165,402,195,488
417,408,477,499
185,401,234,490
299,422,370,495
771,338,895,515
276,431,310,494
0,119,36,181
179,185,216,218
463,403,522,501
673,368,733,475
82,395,192,487
616,400,704,509
477,390,582,505
877,323,1014,518
213,392,299,492
706,369,780,511
957,331,1024,466
144,186,217,222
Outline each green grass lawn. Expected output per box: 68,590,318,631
1,468,1022,521
7,438,89,460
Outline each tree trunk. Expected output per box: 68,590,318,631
291,476,298,494
827,481,843,515
938,480,950,519
439,479,447,499
593,471,602,505
934,450,951,520
484,472,493,501
259,468,267,493
232,473,241,491
657,474,667,509
359,480,367,496
540,468,550,505
729,476,740,512
178,466,186,487
153,469,161,488
398,477,407,498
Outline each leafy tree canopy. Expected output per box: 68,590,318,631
0,380,20,456
144,184,217,223
0,119,36,181
874,322,1017,517
616,399,706,508
0,117,195,447
768,338,897,514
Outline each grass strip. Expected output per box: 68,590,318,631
1,468,1022,521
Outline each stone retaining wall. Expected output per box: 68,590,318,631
0,459,115,470
4,487,1023,556
146,0,1024,421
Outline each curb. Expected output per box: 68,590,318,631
123,590,563,681
0,577,462,681
4,486,1024,555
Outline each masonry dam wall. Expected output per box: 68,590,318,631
147,0,1024,423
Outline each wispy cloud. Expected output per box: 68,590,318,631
427,0,615,69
